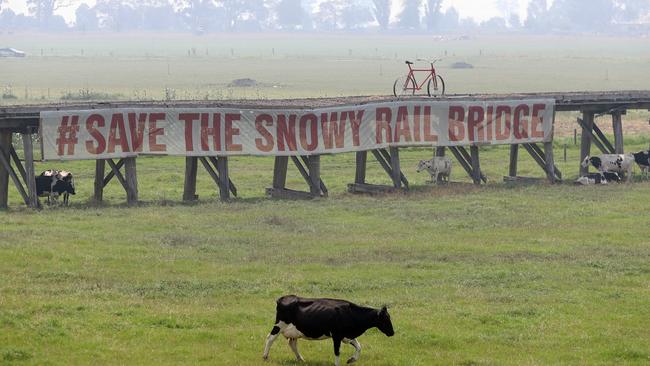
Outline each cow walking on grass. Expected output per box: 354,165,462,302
263,295,394,366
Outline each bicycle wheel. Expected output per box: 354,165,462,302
427,75,446,97
393,76,416,97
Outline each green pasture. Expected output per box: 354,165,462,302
2,139,650,365
2,33,650,365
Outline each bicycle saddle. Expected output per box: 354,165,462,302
405,60,414,65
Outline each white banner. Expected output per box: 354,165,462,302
40,99,555,160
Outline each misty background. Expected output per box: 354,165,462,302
0,0,649,35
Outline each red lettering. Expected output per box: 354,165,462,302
394,106,412,143
448,106,465,142
255,114,274,152
423,106,437,142
514,104,530,139
486,106,494,141
128,113,147,152
531,104,546,138
495,106,511,140
148,113,166,152
225,113,242,152
200,113,221,151
107,114,130,153
321,112,346,149
277,114,297,151
299,114,318,151
467,106,484,142
85,114,106,154
376,108,392,143
413,106,421,142
349,110,364,147
179,113,199,152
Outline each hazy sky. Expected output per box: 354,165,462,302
4,0,540,24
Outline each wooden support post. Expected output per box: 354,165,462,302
183,157,198,201
216,157,230,201
612,112,624,154
355,151,367,184
199,157,220,188
94,160,105,202
208,157,237,197
470,146,481,185
0,131,12,209
272,156,288,190
124,157,138,205
436,147,446,183
309,155,321,196
592,123,615,154
107,159,128,190
22,131,39,208
528,143,563,180
390,147,401,188
509,144,519,177
103,159,125,187
579,112,595,176
371,150,394,180
459,146,487,183
448,147,473,181
291,156,311,185
0,144,29,206
9,146,27,183
544,142,556,183
379,148,409,188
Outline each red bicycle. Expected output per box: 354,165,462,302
393,59,445,97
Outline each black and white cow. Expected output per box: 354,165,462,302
263,295,395,366
632,150,650,178
581,154,634,182
575,172,621,185
35,170,75,205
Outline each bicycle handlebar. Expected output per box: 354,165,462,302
416,58,442,63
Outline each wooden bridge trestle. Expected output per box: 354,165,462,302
2,91,650,208
347,147,409,194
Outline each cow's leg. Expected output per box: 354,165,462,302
333,337,342,366
262,325,281,360
343,338,361,364
288,338,305,362
627,166,633,183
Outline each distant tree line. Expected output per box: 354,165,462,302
0,0,648,34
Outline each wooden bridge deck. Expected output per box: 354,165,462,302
2,90,650,131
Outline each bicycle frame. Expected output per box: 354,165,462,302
402,62,438,92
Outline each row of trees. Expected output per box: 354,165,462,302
0,0,649,34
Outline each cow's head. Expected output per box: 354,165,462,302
581,156,591,168
377,306,394,337
416,160,431,173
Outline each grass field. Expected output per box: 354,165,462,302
1,33,650,365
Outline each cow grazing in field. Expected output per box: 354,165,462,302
581,154,634,182
575,172,621,185
632,150,650,178
36,170,75,205
416,157,452,183
263,295,394,366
